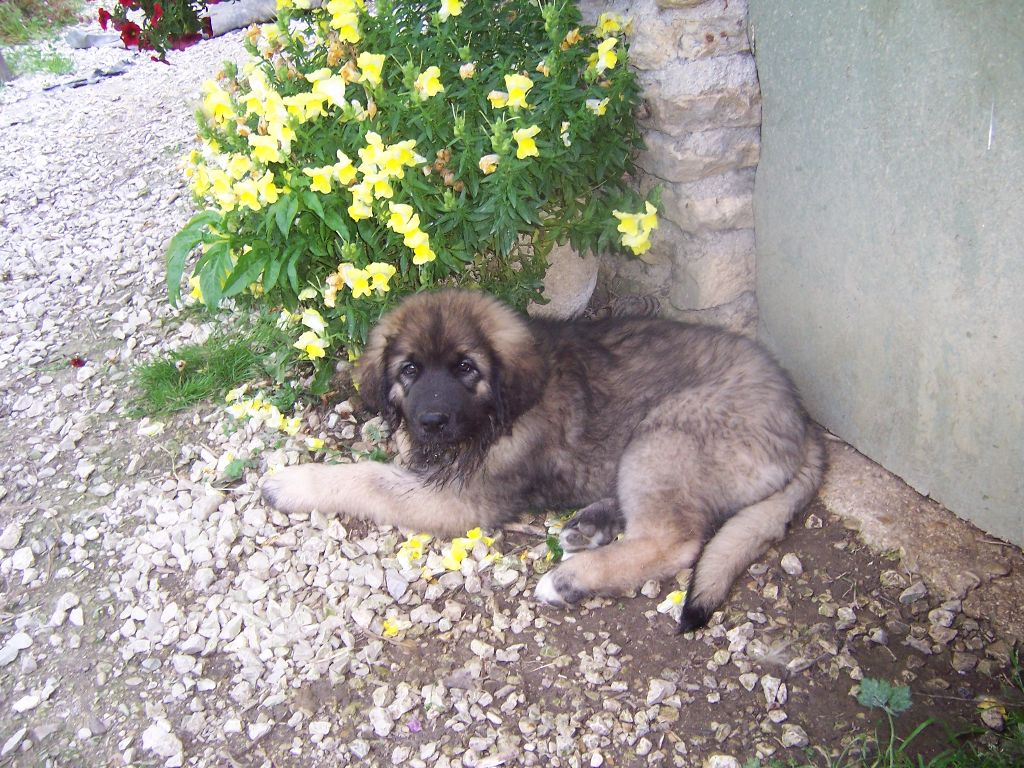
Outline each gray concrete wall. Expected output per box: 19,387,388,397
748,1,1024,546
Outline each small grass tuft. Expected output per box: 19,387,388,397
132,314,294,417
4,43,73,77
0,0,82,44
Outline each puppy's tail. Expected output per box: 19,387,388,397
679,426,826,633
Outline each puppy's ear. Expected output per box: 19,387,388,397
491,322,547,429
356,327,401,428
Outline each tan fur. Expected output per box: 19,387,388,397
262,290,825,630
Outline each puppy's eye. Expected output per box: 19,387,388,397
456,358,477,375
399,362,419,379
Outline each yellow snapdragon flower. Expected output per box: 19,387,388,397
255,170,281,205
414,66,444,99
365,262,397,292
513,125,541,159
201,80,235,124
357,51,385,86
294,330,327,359
478,153,499,174
612,201,659,255
504,74,534,108
234,178,262,211
226,154,253,180
459,61,476,79
589,37,618,74
438,0,463,22
304,165,336,194
586,97,609,116
248,134,282,164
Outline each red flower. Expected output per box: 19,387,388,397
120,20,141,47
69,356,86,368
117,0,137,8
98,8,111,30
152,2,163,26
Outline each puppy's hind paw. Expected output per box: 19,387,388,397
559,498,623,552
534,569,590,606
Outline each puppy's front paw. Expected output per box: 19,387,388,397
534,568,590,606
261,464,322,514
559,499,623,553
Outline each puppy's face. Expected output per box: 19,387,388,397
358,290,546,459
387,345,496,448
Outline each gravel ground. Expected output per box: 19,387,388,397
1,21,1022,768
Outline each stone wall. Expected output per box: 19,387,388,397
579,0,761,334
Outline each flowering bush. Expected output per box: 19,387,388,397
169,0,658,372
98,0,214,59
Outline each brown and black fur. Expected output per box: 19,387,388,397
262,290,825,631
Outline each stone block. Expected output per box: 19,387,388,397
665,290,758,337
640,55,761,135
669,228,755,310
639,127,760,183
679,13,750,60
657,0,712,8
659,170,755,234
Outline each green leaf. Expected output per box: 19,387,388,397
222,248,267,298
275,194,300,237
545,534,563,563
197,241,232,308
263,254,284,293
322,206,351,239
166,210,221,306
301,190,325,218
857,678,912,715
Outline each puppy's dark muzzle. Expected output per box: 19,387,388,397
418,411,450,434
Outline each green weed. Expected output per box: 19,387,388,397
0,0,81,44
132,314,293,417
4,44,73,76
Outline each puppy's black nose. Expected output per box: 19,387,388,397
418,411,449,432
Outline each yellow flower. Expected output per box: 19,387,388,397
365,262,397,292
438,0,463,21
387,202,419,234
312,75,348,108
612,201,659,255
586,97,609,116
357,51,385,86
487,90,508,108
338,263,371,298
234,178,262,211
305,437,325,451
589,37,618,74
513,125,541,159
442,538,470,571
535,59,550,77
459,61,476,79
225,153,253,180
303,165,335,194
255,170,281,205
478,153,499,174
561,27,582,49
348,181,374,220
326,0,361,42
397,533,432,569
504,74,533,108
248,134,282,164
381,618,400,638
363,171,394,199
301,308,328,335
210,169,237,211
201,80,235,123
266,117,295,153
596,12,626,37
283,91,326,122
283,416,302,436
225,384,249,403
294,331,327,359
334,151,357,185
412,242,436,265
465,527,495,547
414,66,444,99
